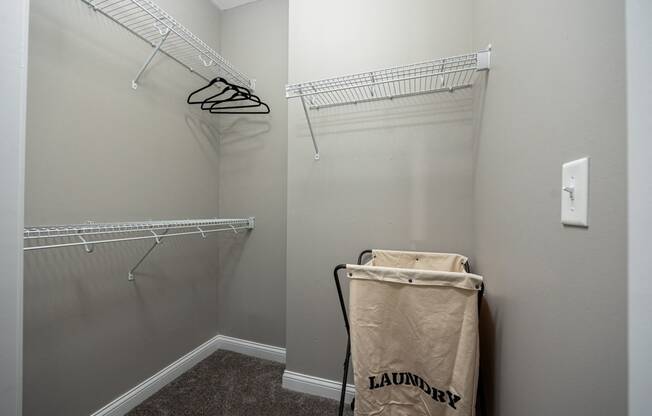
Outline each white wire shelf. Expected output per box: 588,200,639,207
286,47,491,160
82,0,254,90
24,218,253,242
24,218,255,280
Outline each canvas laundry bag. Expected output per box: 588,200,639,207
347,250,483,416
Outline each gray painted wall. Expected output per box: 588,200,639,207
20,0,633,414
627,0,652,414
472,1,627,415
286,0,475,381
217,0,288,348
23,1,254,415
0,0,29,414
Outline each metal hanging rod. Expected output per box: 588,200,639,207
24,218,255,281
82,0,255,90
285,46,491,160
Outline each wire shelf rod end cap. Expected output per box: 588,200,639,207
477,44,491,70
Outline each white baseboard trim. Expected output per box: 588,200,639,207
91,334,286,416
282,370,355,404
90,334,222,416
215,334,286,364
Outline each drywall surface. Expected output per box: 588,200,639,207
627,0,652,414
0,1,29,414
472,1,627,415
23,1,251,415
286,0,475,381
217,0,288,348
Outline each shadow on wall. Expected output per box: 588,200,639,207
470,71,495,416
471,72,489,179
215,230,250,299
184,114,271,158
23,231,251,325
295,88,475,137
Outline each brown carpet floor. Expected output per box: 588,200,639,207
128,350,353,416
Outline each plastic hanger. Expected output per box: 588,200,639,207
200,85,252,110
187,77,248,105
208,91,270,114
187,77,270,114
187,78,226,105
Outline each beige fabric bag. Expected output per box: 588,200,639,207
347,250,483,416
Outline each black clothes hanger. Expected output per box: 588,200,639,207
210,101,270,114
200,79,254,109
208,89,261,108
187,77,270,114
208,91,270,114
200,85,253,110
187,78,226,105
187,77,250,105
209,101,270,114
203,82,270,113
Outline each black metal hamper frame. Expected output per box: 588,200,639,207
333,250,486,416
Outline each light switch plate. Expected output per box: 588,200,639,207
561,157,590,227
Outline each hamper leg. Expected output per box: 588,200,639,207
339,339,351,416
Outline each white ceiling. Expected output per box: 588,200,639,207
211,0,259,10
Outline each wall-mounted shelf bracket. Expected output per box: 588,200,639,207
285,46,492,160
128,229,168,281
300,95,320,160
132,27,170,90
77,233,94,253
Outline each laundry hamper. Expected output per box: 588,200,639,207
334,250,484,416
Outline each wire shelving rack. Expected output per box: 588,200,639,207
82,0,254,90
285,47,491,160
24,218,255,280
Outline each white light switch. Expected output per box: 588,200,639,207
561,157,590,227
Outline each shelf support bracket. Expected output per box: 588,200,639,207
132,28,171,90
77,234,94,253
128,229,168,281
300,94,320,160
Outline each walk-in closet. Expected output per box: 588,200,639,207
1,0,650,415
